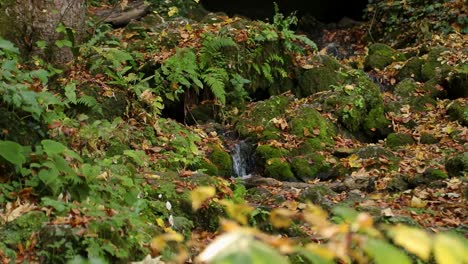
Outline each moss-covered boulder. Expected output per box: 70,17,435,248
420,133,439,144
297,55,344,97
255,145,289,163
290,155,330,181
312,69,390,139
393,78,437,111
364,43,406,70
444,65,468,99
447,100,468,126
209,145,233,177
386,133,415,148
0,211,48,249
235,94,292,140
264,157,295,181
289,106,336,144
445,153,468,177
396,57,424,81
421,47,452,81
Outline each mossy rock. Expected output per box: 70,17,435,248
387,175,410,192
444,65,468,99
445,152,468,177
447,100,468,126
290,155,330,181
209,146,233,177
0,211,48,247
421,47,452,81
386,133,415,148
364,43,406,70
297,55,343,97
264,158,295,181
235,95,292,139
255,145,289,164
289,106,336,144
299,184,335,209
423,168,448,180
312,69,390,138
397,57,424,81
197,158,219,176
420,133,439,144
394,79,437,111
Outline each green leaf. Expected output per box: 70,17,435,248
0,37,19,54
64,82,77,103
55,39,73,48
123,150,147,166
198,231,289,264
389,225,431,261
0,140,27,166
41,139,67,156
364,239,411,264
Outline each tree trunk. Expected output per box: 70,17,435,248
0,0,86,65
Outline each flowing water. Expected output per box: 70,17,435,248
230,140,255,178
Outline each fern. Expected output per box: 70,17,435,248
77,95,102,115
199,35,237,69
202,67,228,104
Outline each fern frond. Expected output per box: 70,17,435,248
202,67,228,104
77,96,102,114
200,36,237,69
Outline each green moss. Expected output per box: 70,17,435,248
395,78,419,97
264,158,295,181
0,211,48,247
209,146,233,177
256,145,289,163
235,95,291,139
421,47,452,81
363,105,391,135
297,55,343,97
397,57,424,81
447,100,468,126
290,155,329,181
445,65,468,99
386,133,415,148
445,153,468,177
420,133,439,144
197,158,219,176
289,106,335,143
364,43,406,70
424,168,448,180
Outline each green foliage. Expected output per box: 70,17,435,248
365,0,466,45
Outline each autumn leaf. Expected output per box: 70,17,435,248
348,154,362,168
191,186,216,210
270,208,295,228
434,233,468,264
390,225,432,261
150,232,184,252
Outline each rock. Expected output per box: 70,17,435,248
311,69,390,139
290,155,331,181
420,133,439,144
289,105,336,144
385,133,415,148
447,100,468,126
423,168,448,180
299,184,336,209
297,55,343,97
255,145,289,163
421,47,452,81
394,78,437,111
445,153,468,177
364,43,406,70
443,66,468,99
264,157,296,181
387,175,409,192
209,145,233,177
396,57,424,81
330,176,375,192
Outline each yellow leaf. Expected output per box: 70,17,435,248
348,154,362,168
270,208,294,228
303,127,312,137
304,243,335,260
191,186,216,210
410,196,427,208
391,225,432,261
156,218,165,228
434,233,468,264
150,232,184,252
220,200,254,225
167,6,179,17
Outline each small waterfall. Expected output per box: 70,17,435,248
230,140,255,178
